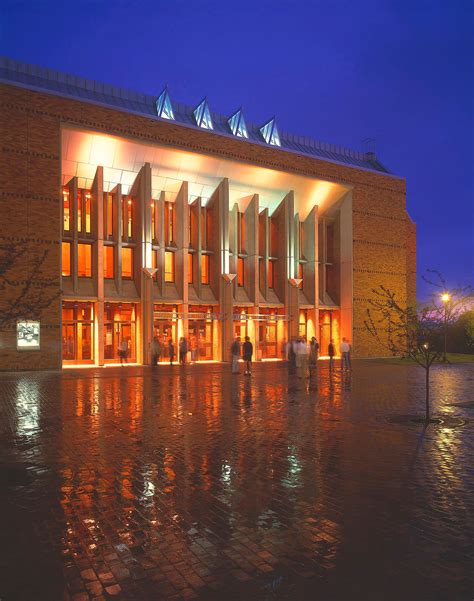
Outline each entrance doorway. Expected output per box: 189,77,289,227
233,308,248,341
62,301,94,364
153,304,179,362
188,306,214,361
319,309,340,356
104,303,137,362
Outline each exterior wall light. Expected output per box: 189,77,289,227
288,278,302,287
222,273,236,284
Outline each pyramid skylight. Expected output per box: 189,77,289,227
228,108,248,138
260,118,281,146
155,87,174,120
193,98,213,129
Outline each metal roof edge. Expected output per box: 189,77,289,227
0,57,404,182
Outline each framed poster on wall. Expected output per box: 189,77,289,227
16,320,41,350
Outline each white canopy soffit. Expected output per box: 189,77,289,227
62,128,350,217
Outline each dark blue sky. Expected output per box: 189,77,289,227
1,0,472,297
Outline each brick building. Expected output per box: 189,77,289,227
0,57,416,369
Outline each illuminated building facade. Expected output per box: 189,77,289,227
0,58,416,369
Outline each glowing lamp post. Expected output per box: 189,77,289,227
441,292,450,361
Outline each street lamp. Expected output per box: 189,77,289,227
441,292,450,361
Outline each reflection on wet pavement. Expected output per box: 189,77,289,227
1,362,473,600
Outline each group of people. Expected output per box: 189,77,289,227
231,336,253,375
230,335,352,377
150,336,201,366
123,334,352,372
287,336,320,378
287,336,352,377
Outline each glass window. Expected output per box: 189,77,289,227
126,198,133,238
207,209,212,248
268,260,274,289
122,247,133,279
77,243,92,277
63,189,70,232
106,193,113,237
200,207,207,249
165,251,175,283
85,192,91,233
62,242,71,276
238,212,245,253
237,257,244,287
188,252,193,283
152,250,158,282
201,255,210,285
77,190,82,232
104,246,114,279
165,202,175,245
298,262,303,288
299,221,305,259
151,201,156,241
188,206,193,246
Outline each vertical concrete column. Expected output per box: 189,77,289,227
92,167,104,365
273,191,298,340
304,205,319,341
157,192,166,295
245,195,259,304
195,197,202,297
208,179,232,361
70,177,79,294
229,203,238,298
339,191,353,348
259,208,269,300
131,163,153,364
115,185,123,296
176,182,189,340
245,195,259,356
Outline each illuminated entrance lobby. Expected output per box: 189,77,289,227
0,58,416,370
60,128,351,365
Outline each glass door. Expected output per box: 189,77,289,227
62,302,94,364
258,322,278,358
189,320,213,360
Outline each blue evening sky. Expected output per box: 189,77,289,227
1,0,472,297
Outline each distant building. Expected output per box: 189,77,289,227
0,57,416,369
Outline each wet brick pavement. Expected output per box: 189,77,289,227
0,361,473,601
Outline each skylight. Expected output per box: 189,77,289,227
260,118,281,146
193,98,213,130
228,109,248,138
155,87,174,120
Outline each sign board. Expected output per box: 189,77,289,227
17,320,40,350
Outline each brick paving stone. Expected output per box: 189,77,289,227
0,361,473,600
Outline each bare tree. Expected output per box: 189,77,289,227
0,241,60,330
422,269,474,361
364,285,441,422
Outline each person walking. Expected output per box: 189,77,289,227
328,339,335,372
288,338,297,374
118,338,128,365
179,337,188,365
151,335,161,366
295,337,309,379
340,337,351,371
242,336,253,375
309,337,319,367
190,335,198,364
231,337,241,374
168,338,175,365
